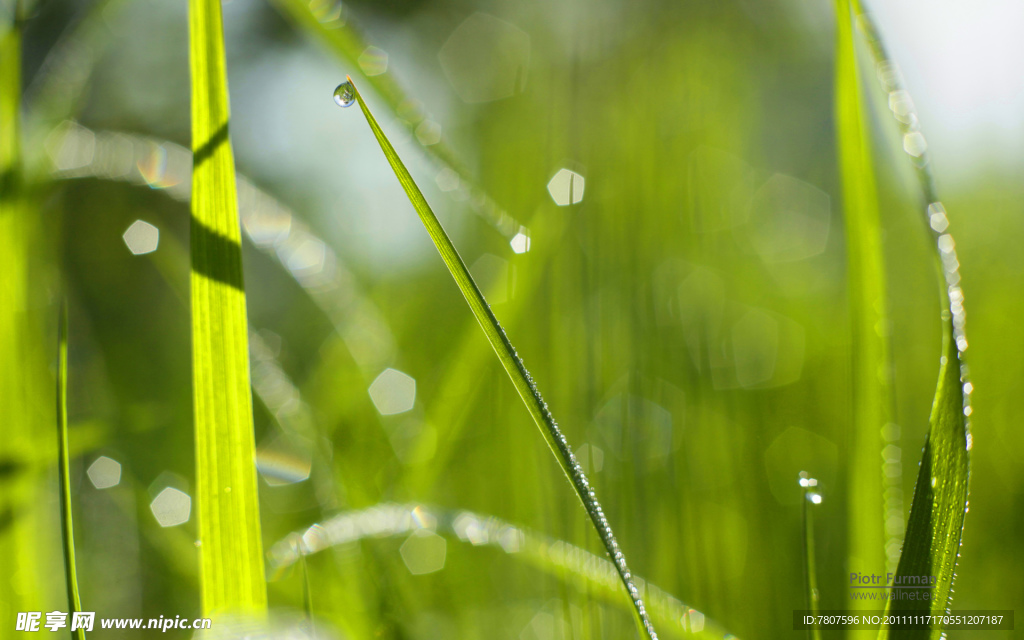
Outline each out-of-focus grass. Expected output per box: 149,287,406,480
1,5,53,628
848,6,971,637
833,0,890,601
2,0,1020,638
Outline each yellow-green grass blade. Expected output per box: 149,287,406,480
56,305,85,640
850,4,971,637
1,9,48,626
189,0,267,617
833,0,894,613
345,78,658,640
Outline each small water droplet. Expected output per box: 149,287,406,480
333,82,355,108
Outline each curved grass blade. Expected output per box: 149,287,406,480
849,3,972,636
344,78,657,640
189,0,267,617
270,503,729,639
56,304,85,640
833,0,896,616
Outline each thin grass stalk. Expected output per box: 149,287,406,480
799,473,822,640
56,304,85,640
300,547,316,639
344,78,657,640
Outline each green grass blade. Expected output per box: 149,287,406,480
189,0,267,617
344,78,658,640
56,304,85,640
799,473,822,640
1,6,48,622
833,0,894,604
300,545,316,639
849,4,972,636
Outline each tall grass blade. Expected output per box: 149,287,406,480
56,304,85,640
189,0,267,617
344,78,658,640
1,4,48,622
850,4,972,636
833,0,894,616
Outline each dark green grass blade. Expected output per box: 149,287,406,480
850,3,972,637
189,0,267,617
883,327,969,638
834,0,893,592
344,78,658,640
56,304,85,639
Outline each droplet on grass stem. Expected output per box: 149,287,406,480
333,82,355,108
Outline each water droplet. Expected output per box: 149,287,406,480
333,82,355,108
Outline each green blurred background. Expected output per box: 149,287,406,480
2,0,1021,637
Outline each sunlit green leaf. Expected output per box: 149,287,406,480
846,4,972,637
189,0,267,617
833,0,892,605
0,9,48,620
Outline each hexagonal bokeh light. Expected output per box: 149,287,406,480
86,456,122,489
399,529,447,575
746,174,830,263
122,220,160,255
438,13,530,104
150,487,192,528
368,368,416,416
547,168,585,206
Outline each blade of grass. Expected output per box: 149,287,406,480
0,3,47,622
344,78,658,640
406,210,570,492
189,0,267,617
270,503,731,639
56,304,85,640
833,0,894,609
850,3,972,636
300,544,316,639
799,473,822,640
